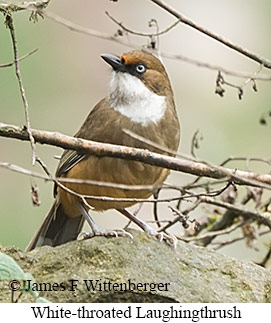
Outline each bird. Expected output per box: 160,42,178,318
26,50,180,251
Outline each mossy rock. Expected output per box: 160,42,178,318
0,229,270,302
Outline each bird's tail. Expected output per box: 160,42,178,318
26,201,84,251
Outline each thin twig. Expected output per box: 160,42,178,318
123,128,194,161
258,246,271,267
157,183,238,233
190,129,203,158
153,188,162,228
162,51,271,81
105,10,180,37
220,156,271,168
179,219,247,242
123,203,143,230
215,65,263,99
212,229,271,250
199,196,271,229
171,181,233,200
5,14,36,165
240,64,263,87
0,48,38,68
180,179,229,191
158,199,200,232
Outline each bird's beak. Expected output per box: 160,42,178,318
100,54,125,72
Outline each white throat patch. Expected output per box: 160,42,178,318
109,71,166,126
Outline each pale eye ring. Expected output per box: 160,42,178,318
135,64,146,74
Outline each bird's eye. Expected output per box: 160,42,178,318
135,64,146,74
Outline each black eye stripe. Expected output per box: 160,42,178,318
124,63,147,78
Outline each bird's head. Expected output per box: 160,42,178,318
100,50,174,126
101,50,172,97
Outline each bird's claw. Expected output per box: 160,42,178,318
145,228,178,248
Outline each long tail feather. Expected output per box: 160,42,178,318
26,202,84,251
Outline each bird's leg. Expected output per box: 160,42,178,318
117,208,177,247
77,203,133,239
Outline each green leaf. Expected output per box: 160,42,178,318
35,297,51,303
0,252,25,280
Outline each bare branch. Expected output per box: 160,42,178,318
0,161,157,191
1,122,271,189
149,0,271,69
0,160,183,204
162,51,271,81
199,196,271,230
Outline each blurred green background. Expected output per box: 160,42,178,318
0,0,270,261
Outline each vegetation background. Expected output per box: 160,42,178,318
0,0,270,261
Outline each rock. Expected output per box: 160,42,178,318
0,229,271,302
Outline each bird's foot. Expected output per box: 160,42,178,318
77,203,133,240
78,228,133,240
145,227,178,248
117,209,178,248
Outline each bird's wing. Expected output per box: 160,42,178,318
55,150,85,178
54,97,109,181
53,150,86,197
